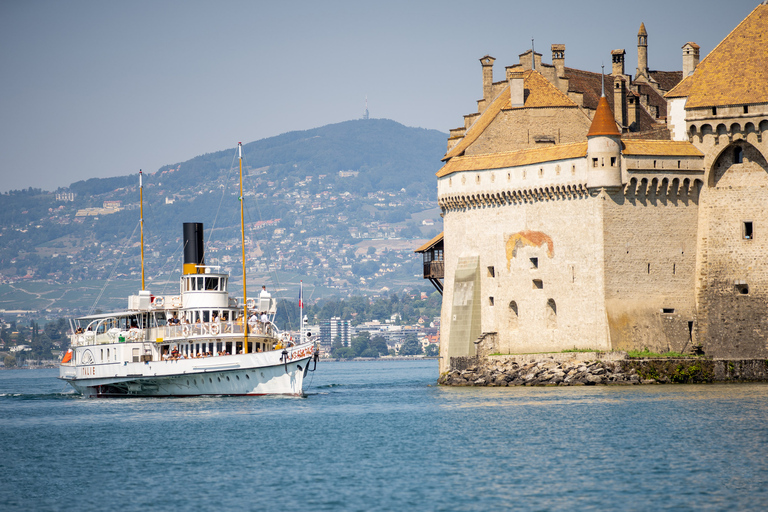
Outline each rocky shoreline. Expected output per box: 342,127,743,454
439,354,768,386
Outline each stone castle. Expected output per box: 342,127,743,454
424,3,768,373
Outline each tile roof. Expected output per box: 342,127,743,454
437,142,587,177
685,4,768,108
443,70,577,161
648,70,683,92
665,74,694,98
587,97,621,137
414,232,444,253
621,140,703,157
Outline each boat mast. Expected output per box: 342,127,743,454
139,169,145,290
239,143,248,351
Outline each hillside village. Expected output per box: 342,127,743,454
0,120,447,362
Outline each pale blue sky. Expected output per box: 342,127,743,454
0,0,758,192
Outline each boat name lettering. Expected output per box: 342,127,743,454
287,346,312,361
81,366,96,376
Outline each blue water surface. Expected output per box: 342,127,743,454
1,361,767,511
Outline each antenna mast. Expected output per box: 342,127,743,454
239,142,248,351
139,170,145,290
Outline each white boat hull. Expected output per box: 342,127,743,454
59,343,316,397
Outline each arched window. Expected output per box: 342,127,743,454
509,301,519,330
546,299,557,330
734,145,743,164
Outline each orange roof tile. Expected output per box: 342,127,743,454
443,70,578,161
621,140,703,157
587,96,621,137
437,142,587,177
685,4,768,108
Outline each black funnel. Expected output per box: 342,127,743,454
183,222,204,274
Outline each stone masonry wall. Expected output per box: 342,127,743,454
466,107,592,156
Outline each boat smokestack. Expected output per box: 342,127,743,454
183,222,205,274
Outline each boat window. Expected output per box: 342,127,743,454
203,310,210,322
196,277,204,290
205,277,218,290
220,278,227,292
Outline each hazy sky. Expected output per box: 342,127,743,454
0,0,758,192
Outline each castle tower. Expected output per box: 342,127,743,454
682,42,700,76
586,93,622,190
636,23,649,80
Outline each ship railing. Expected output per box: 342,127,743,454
69,329,147,347
163,321,276,340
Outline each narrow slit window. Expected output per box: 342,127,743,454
647,263,651,274
487,266,495,277
735,146,743,164
530,257,538,269
743,105,749,114
592,158,598,168
533,279,543,289
744,221,753,240
489,297,495,306
610,157,617,167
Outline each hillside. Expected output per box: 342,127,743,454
0,119,447,314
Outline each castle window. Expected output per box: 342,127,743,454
673,263,676,275
546,299,557,329
734,146,743,164
489,297,495,306
571,165,576,175
610,157,616,167
653,160,657,168
677,160,681,169
743,221,753,240
744,105,749,114
647,263,651,274
509,301,519,330
487,266,495,277
662,308,675,314
712,107,717,115
735,283,749,295
533,279,543,289
530,257,538,269
592,158,598,168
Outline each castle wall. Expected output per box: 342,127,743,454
602,185,700,354
465,108,592,155
437,159,611,373
695,140,768,358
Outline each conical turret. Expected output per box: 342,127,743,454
587,96,622,189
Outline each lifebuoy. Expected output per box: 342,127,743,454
153,296,164,307
171,296,181,308
182,325,190,337
246,298,256,309
229,297,238,307
128,328,140,340
210,323,220,335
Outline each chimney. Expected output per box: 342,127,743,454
682,42,700,76
508,70,525,107
480,55,496,103
551,44,565,77
636,23,649,80
627,92,639,131
183,222,205,275
611,49,625,76
613,76,627,129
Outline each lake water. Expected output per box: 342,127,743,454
1,360,767,511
